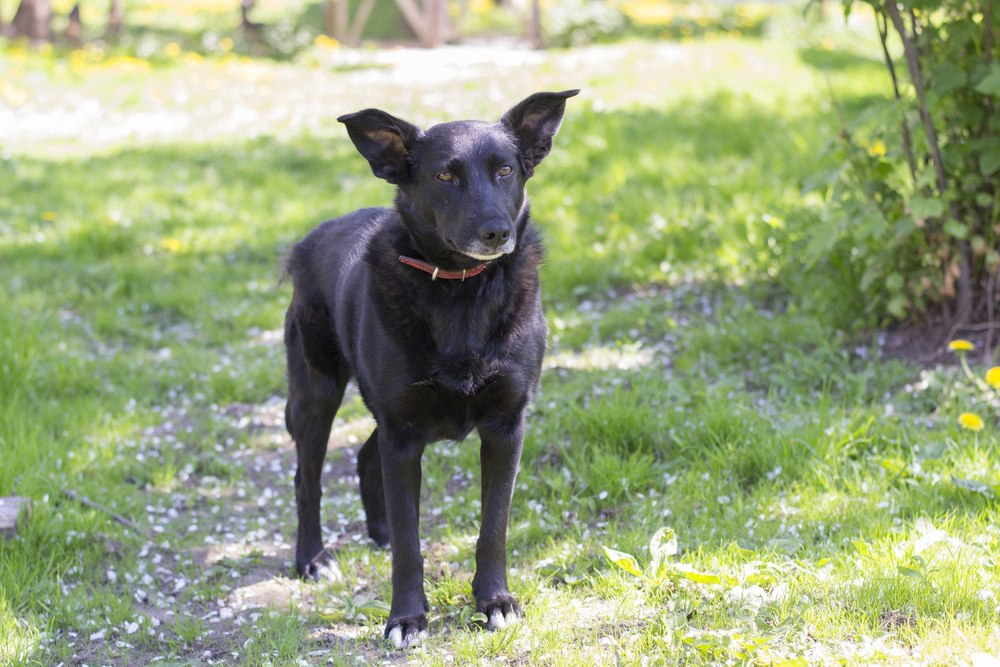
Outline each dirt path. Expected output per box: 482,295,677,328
3,41,698,157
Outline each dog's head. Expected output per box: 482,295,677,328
338,90,579,263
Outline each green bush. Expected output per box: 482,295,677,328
546,0,629,47
794,0,999,324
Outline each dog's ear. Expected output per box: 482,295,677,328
338,109,422,185
500,89,580,178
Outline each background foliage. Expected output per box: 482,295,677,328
788,0,1000,325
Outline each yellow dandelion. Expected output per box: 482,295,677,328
986,367,1000,390
958,412,984,432
314,34,340,49
164,42,182,58
218,36,234,52
948,339,975,352
869,140,886,157
160,238,182,253
41,211,57,221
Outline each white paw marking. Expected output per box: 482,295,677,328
319,562,342,582
488,609,508,630
388,625,426,649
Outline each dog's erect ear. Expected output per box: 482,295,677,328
500,89,580,178
338,109,422,185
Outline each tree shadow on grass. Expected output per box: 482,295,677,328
797,45,886,74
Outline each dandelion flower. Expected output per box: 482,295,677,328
869,140,887,157
958,413,984,432
948,339,975,352
314,34,340,49
164,42,182,58
160,238,182,253
986,367,1000,390
218,37,234,52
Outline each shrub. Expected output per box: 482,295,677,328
796,0,999,325
546,0,629,47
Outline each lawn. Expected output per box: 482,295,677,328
2,9,1000,666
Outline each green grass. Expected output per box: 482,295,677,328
3,16,1000,666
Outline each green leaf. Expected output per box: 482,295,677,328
974,63,1000,96
316,608,350,622
649,527,678,559
931,61,967,94
897,565,923,579
909,197,945,220
603,546,644,578
803,222,841,268
649,527,678,580
879,456,907,475
944,219,968,239
980,148,1000,177
887,295,908,320
676,567,722,585
355,599,390,620
471,612,489,624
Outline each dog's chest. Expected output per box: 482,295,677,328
395,365,528,442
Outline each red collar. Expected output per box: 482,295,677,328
398,255,489,281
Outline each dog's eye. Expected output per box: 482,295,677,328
436,172,454,182
497,165,513,177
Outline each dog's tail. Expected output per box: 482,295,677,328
278,247,296,288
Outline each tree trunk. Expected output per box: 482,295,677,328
324,0,338,38
241,0,263,43
528,0,542,49
66,3,83,46
106,0,124,39
11,0,52,41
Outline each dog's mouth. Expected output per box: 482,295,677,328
449,236,516,262
462,250,507,261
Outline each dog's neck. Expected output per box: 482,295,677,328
370,208,543,394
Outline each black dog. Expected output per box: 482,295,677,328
283,89,578,648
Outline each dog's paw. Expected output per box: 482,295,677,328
477,593,522,630
295,549,342,582
384,614,427,649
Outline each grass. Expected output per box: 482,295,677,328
3,11,1000,666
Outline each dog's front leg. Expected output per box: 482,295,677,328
379,431,429,648
472,415,525,630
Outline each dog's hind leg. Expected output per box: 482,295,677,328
357,429,390,547
285,311,347,580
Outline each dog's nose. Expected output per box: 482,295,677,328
480,222,511,247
